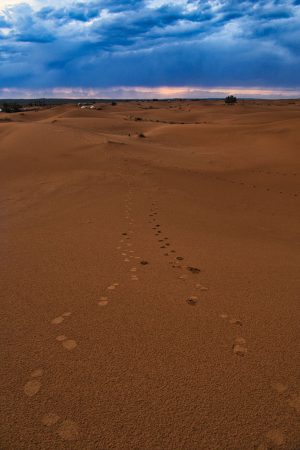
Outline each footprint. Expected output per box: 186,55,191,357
233,337,247,356
51,312,71,325
220,313,228,319
24,369,43,397
288,395,300,413
229,318,242,326
265,429,285,446
179,275,187,280
271,382,288,394
196,284,208,291
56,335,67,341
187,266,200,274
24,380,41,397
62,340,77,351
31,369,44,378
186,296,198,306
42,413,60,427
57,419,79,441
42,414,79,441
51,316,64,325
55,334,77,350
98,296,109,306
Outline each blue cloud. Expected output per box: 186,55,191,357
0,15,11,28
0,0,299,92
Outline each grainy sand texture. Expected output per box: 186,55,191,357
0,100,299,449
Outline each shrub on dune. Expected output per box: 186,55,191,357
225,95,237,105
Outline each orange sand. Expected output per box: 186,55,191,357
0,100,299,449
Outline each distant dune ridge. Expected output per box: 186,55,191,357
0,100,299,449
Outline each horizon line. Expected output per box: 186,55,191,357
1,86,300,100
1,97,300,102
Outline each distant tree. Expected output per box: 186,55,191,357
1,102,21,113
34,99,46,107
225,95,237,105
111,101,117,106
1,102,9,112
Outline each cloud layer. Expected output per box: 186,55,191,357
0,0,300,97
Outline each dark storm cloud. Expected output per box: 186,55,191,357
0,0,299,91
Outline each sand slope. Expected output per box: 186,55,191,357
0,100,299,449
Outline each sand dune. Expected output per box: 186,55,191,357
0,100,299,449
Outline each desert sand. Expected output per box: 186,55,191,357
0,100,299,449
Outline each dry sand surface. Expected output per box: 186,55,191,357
0,100,299,450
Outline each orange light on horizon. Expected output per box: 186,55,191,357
119,85,300,97
1,85,300,99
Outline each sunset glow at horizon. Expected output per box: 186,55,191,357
1,86,300,100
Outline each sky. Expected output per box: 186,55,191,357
0,0,300,98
